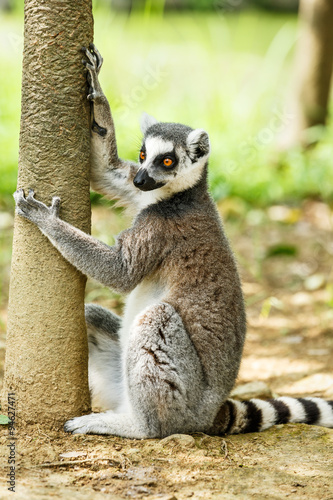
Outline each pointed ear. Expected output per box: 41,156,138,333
140,112,158,134
187,129,210,161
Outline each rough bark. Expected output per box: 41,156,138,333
2,0,93,428
279,0,333,149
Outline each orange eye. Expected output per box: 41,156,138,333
140,151,145,161
163,158,173,167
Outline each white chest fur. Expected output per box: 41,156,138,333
117,276,165,414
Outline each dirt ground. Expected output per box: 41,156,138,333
0,200,333,499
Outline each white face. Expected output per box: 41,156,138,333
134,131,210,207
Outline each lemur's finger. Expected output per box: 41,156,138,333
52,196,61,205
82,59,94,71
25,189,47,209
26,189,40,205
82,46,93,60
51,196,61,216
13,188,25,204
14,190,30,213
89,43,103,72
83,46,96,67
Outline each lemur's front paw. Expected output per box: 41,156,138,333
14,189,61,226
82,43,103,101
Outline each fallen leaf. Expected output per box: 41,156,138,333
59,451,87,459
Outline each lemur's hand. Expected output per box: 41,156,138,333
14,189,61,227
82,44,103,101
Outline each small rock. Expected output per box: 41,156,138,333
304,273,325,291
281,335,303,344
290,292,312,306
0,212,13,230
230,381,273,401
246,209,266,226
278,373,333,395
307,349,330,356
126,466,157,486
267,205,301,224
159,434,196,448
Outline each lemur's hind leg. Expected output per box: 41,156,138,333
85,304,123,411
127,302,207,437
65,303,206,437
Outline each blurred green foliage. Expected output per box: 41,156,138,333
0,5,332,210
3,0,299,13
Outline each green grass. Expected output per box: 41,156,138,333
1,6,333,209
0,12,22,208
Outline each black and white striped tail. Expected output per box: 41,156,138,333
210,397,333,435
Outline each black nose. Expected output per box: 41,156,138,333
133,169,165,191
133,169,147,187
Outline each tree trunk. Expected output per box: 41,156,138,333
2,0,93,429
279,0,333,148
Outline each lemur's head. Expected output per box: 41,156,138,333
134,113,210,199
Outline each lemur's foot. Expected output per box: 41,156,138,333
82,44,103,101
64,414,101,435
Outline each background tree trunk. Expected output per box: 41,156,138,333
279,0,333,149
1,0,93,429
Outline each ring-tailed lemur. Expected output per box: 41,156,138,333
14,44,333,438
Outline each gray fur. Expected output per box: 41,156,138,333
140,112,157,134
145,121,193,145
14,45,333,438
85,303,121,342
